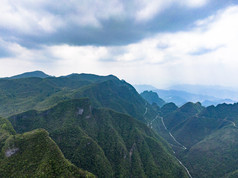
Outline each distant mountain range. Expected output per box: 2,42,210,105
134,84,237,106
133,84,157,93
170,84,238,101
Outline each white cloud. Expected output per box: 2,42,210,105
108,5,238,87
2,4,238,89
0,0,63,34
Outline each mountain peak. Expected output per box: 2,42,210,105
140,90,165,107
7,71,50,79
64,73,119,81
180,102,204,114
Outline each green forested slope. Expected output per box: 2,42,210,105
160,102,238,177
0,74,156,124
9,99,188,178
0,117,94,178
0,74,118,117
182,126,238,178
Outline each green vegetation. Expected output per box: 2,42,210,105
9,98,188,178
0,72,200,177
183,126,238,178
0,117,94,178
0,73,118,117
0,117,16,151
160,102,178,117
6,71,50,79
164,102,204,131
68,79,149,122
227,169,238,178
159,102,238,177
0,73,156,126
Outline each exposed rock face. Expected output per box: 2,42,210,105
5,148,19,157
129,143,136,162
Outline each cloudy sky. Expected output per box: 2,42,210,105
1,0,238,88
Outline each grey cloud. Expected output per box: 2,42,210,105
0,38,16,58
0,0,238,53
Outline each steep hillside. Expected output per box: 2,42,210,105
0,117,16,151
0,74,156,125
164,102,204,131
182,126,238,178
0,117,94,178
227,169,238,178
9,99,188,178
0,74,107,117
158,102,238,177
68,79,153,122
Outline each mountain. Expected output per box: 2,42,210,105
202,98,235,107
140,90,166,107
158,102,238,177
0,73,153,121
170,84,238,101
9,99,188,178
6,71,51,79
134,84,236,106
160,102,178,117
68,78,151,122
154,89,231,106
133,84,157,93
0,117,94,178
0,73,192,177
182,125,238,178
